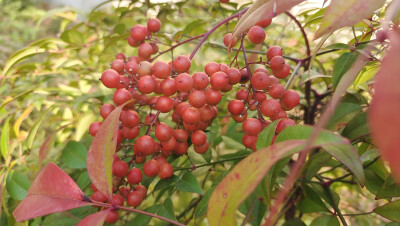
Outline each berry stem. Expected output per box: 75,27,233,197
89,201,185,226
145,111,160,135
189,8,249,60
174,155,247,171
284,61,303,90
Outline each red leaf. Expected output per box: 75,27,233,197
86,103,127,202
370,29,400,184
13,162,91,222
77,209,111,226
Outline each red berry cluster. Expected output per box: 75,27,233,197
88,16,300,223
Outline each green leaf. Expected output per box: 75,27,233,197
304,151,332,180
354,61,380,88
332,52,359,89
1,118,10,162
26,106,53,150
154,175,179,192
76,171,91,191
42,212,80,226
61,141,88,169
374,199,400,223
298,184,329,213
341,111,369,141
365,169,385,195
310,215,340,226
221,136,245,150
60,29,84,45
130,205,160,225
156,198,176,221
195,186,216,218
176,172,203,194
256,119,280,150
6,170,31,200
326,102,363,130
276,125,365,186
376,176,400,199
283,218,306,226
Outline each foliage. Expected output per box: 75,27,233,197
1,0,400,225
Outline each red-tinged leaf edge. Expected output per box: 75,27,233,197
208,140,307,226
77,208,111,226
86,102,130,202
13,162,92,222
370,29,400,184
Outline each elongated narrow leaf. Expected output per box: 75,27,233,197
314,0,385,39
39,123,72,166
26,106,53,150
374,200,400,223
276,125,365,186
176,172,204,194
86,103,126,201
208,140,307,226
13,105,34,139
232,0,305,39
77,209,111,226
332,52,359,89
256,119,280,150
1,118,10,162
13,163,92,222
370,30,400,183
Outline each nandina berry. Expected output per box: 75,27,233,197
161,136,177,153
266,46,283,61
270,56,285,72
128,36,142,47
248,25,266,44
127,191,143,207
232,112,247,123
105,210,119,224
189,90,206,108
143,159,160,177
269,83,285,99
194,140,209,154
255,91,267,102
160,78,177,96
223,33,238,47
210,71,229,91
173,129,188,142
120,110,140,127
158,163,173,179
204,62,220,77
112,194,125,206
242,118,262,136
236,89,250,101
111,59,125,74
251,71,270,90
147,18,161,32
174,142,188,155
115,52,126,60
112,160,129,177
261,99,281,117
192,72,209,90
156,96,174,113
191,130,207,145
254,67,270,74
127,168,143,185
226,68,241,85
205,87,222,106
240,68,250,84
91,191,108,203
155,123,173,142
125,61,138,75
138,43,154,59
113,88,131,106
137,61,152,77
228,99,245,115
242,134,258,151
101,69,120,88
135,185,147,198
182,107,201,123
199,104,215,122
273,63,290,79
138,75,156,94
89,122,102,136
134,135,156,156
256,15,272,28
276,118,296,134
130,24,147,41
153,61,171,79
173,55,191,73
175,73,194,92
121,126,139,139
281,89,300,110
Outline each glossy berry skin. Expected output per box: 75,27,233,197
160,78,177,96
121,110,140,128
130,24,147,41
127,168,143,185
205,88,222,106
89,122,102,136
251,72,269,90
226,68,241,85
228,100,245,115
273,63,290,79
111,59,125,74
281,89,300,110
138,75,156,94
155,123,173,142
128,36,142,47
112,160,129,178
173,129,188,142
242,118,262,136
210,71,229,91
134,135,156,156
158,163,173,179
137,61,152,77
242,134,258,151
182,107,201,124
276,118,296,134
270,56,286,72
174,142,188,155
135,185,147,198
112,194,125,206
223,33,237,47
121,126,139,139
153,61,171,79
113,88,131,106
266,46,283,61
91,191,107,203
147,18,161,32
194,140,209,154
261,99,281,117
175,73,194,92
138,43,153,59
189,90,206,108
269,84,285,99
101,69,120,88
248,26,266,44
105,210,119,224
173,55,191,73
127,191,143,207
156,96,174,113
205,62,220,77
192,72,209,90
143,159,160,177
256,16,272,28
191,130,207,145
